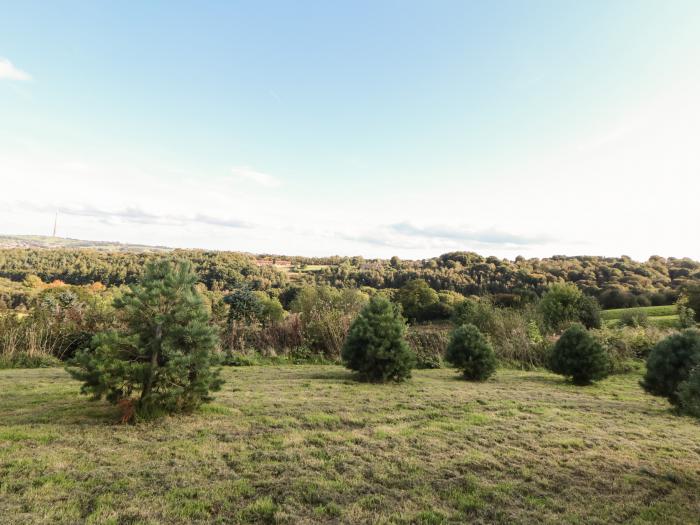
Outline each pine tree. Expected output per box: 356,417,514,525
548,324,609,385
641,328,700,405
68,260,223,421
445,324,497,381
341,295,414,382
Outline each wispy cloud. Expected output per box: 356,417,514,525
230,166,281,188
0,58,31,81
390,222,553,246
336,222,555,252
22,203,252,230
192,214,251,229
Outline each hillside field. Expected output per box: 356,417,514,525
1,366,699,524
601,305,680,329
0,235,173,253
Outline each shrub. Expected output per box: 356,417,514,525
487,307,549,369
619,309,649,328
592,326,669,373
641,329,700,406
452,299,548,369
548,324,610,385
397,279,439,322
539,284,601,332
0,283,116,366
683,283,700,322
445,324,497,381
225,287,265,323
424,291,465,320
67,260,223,422
678,366,700,417
254,292,285,325
677,297,697,328
451,297,499,333
291,286,368,358
577,295,602,330
341,295,414,382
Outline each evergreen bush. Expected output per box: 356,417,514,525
548,324,609,385
641,329,700,405
68,260,223,422
445,324,497,381
341,296,414,382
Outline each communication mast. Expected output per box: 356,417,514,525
52,210,58,237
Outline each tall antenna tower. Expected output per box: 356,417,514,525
52,210,58,237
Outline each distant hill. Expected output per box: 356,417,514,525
2,234,699,311
0,235,173,253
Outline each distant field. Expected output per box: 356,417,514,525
0,235,172,253
601,305,679,328
278,264,330,282
299,264,329,272
1,366,699,524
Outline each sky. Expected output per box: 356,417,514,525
1,1,699,260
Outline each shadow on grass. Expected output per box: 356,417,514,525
1,393,120,426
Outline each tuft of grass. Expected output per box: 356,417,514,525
0,365,699,524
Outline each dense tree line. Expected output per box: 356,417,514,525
2,249,699,309
0,249,287,291
296,252,700,308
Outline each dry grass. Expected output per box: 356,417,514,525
1,365,699,524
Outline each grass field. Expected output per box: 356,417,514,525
601,305,680,328
1,366,699,524
299,265,330,272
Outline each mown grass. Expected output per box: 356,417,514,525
601,305,679,328
1,366,699,524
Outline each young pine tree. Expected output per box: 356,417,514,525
548,324,609,385
641,328,700,406
341,295,415,382
68,260,223,421
445,323,497,381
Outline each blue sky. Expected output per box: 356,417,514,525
1,1,699,259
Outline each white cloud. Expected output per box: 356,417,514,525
0,58,31,81
230,166,281,188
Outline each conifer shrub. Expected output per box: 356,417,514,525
548,324,610,385
445,324,497,381
341,295,414,382
67,260,223,422
641,329,700,406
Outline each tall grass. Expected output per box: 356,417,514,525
0,314,62,368
406,325,449,368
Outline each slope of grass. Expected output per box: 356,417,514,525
1,366,699,524
0,235,173,253
601,305,679,328
601,305,677,320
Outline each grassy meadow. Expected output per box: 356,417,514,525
1,365,699,524
601,305,680,329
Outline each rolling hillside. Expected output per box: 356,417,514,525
0,235,173,253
